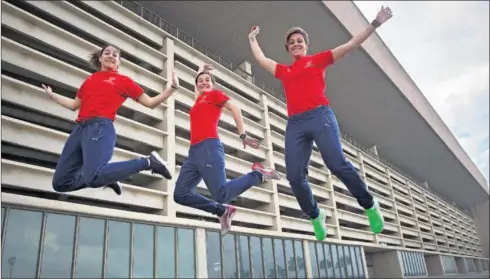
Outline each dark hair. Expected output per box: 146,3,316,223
194,71,215,85
89,44,120,70
284,27,309,52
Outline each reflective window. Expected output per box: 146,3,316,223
294,241,306,278
331,244,341,277
1,207,5,234
274,239,286,277
308,242,319,278
349,246,359,278
324,244,335,278
74,217,105,279
343,245,353,277
250,236,264,278
206,231,221,278
157,226,176,278
336,244,347,278
284,240,296,278
316,243,326,278
401,251,426,277
40,213,76,278
262,238,275,278
222,234,237,278
238,235,251,279
106,221,131,278
1,209,43,279
354,247,365,278
177,228,195,278
132,223,154,278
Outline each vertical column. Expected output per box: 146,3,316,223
325,171,342,240
259,94,281,231
386,169,405,247
435,198,449,251
158,37,177,218
302,240,313,279
357,153,375,244
360,246,370,279
422,189,437,251
406,181,423,244
195,228,208,278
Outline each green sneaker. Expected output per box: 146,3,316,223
365,200,384,234
311,209,327,241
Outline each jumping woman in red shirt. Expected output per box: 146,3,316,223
42,45,177,196
249,7,393,240
173,64,280,235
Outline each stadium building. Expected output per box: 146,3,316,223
1,0,489,278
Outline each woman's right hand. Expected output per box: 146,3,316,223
41,84,55,100
248,26,260,41
198,64,213,73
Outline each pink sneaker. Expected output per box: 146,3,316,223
219,205,237,235
252,162,280,182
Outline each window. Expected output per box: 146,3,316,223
177,228,195,278
132,223,155,278
74,217,105,278
222,234,237,278
250,236,264,278
400,251,427,277
308,242,320,278
237,235,251,278
105,221,131,278
206,231,221,278
156,226,176,278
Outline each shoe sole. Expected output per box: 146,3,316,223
150,151,172,179
221,209,237,236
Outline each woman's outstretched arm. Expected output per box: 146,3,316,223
248,26,278,76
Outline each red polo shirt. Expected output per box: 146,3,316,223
275,50,335,116
75,71,144,122
189,89,230,145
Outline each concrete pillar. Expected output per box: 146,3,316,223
195,228,208,278
455,257,468,274
372,250,403,278
425,254,444,276
470,199,489,258
234,60,253,83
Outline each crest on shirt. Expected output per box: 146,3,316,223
305,60,314,68
103,77,117,85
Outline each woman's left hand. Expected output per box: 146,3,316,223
171,71,179,89
242,136,260,149
375,6,393,24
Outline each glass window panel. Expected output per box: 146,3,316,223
177,228,195,278
410,253,416,276
274,239,287,278
222,234,237,278
343,245,353,278
74,217,105,279
336,245,346,278
308,242,319,279
157,227,175,278
40,213,76,278
206,231,221,278
354,247,364,278
106,221,130,278
250,237,264,278
294,241,306,279
284,240,297,279
349,246,359,278
406,252,412,276
315,243,326,278
263,238,275,278
132,223,154,278
324,244,334,278
238,235,251,279
1,209,43,279
1,207,5,234
331,244,341,278
414,253,420,276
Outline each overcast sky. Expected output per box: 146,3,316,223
354,1,489,185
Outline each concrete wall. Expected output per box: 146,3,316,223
372,251,403,278
471,199,489,257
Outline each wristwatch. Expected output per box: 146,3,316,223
371,19,382,28
239,134,247,140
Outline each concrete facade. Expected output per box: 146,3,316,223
0,1,489,278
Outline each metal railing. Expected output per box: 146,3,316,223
114,0,460,207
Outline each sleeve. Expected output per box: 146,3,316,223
212,90,231,107
274,63,289,80
75,77,90,99
122,76,144,100
312,49,334,69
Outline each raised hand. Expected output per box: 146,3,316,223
41,84,55,100
242,135,260,149
375,6,393,25
171,71,179,89
198,64,214,73
248,26,260,41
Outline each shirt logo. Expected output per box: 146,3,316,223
305,60,314,68
103,77,117,85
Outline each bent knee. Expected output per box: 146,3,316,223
286,171,308,184
210,188,227,204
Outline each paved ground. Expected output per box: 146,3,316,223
429,271,489,278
